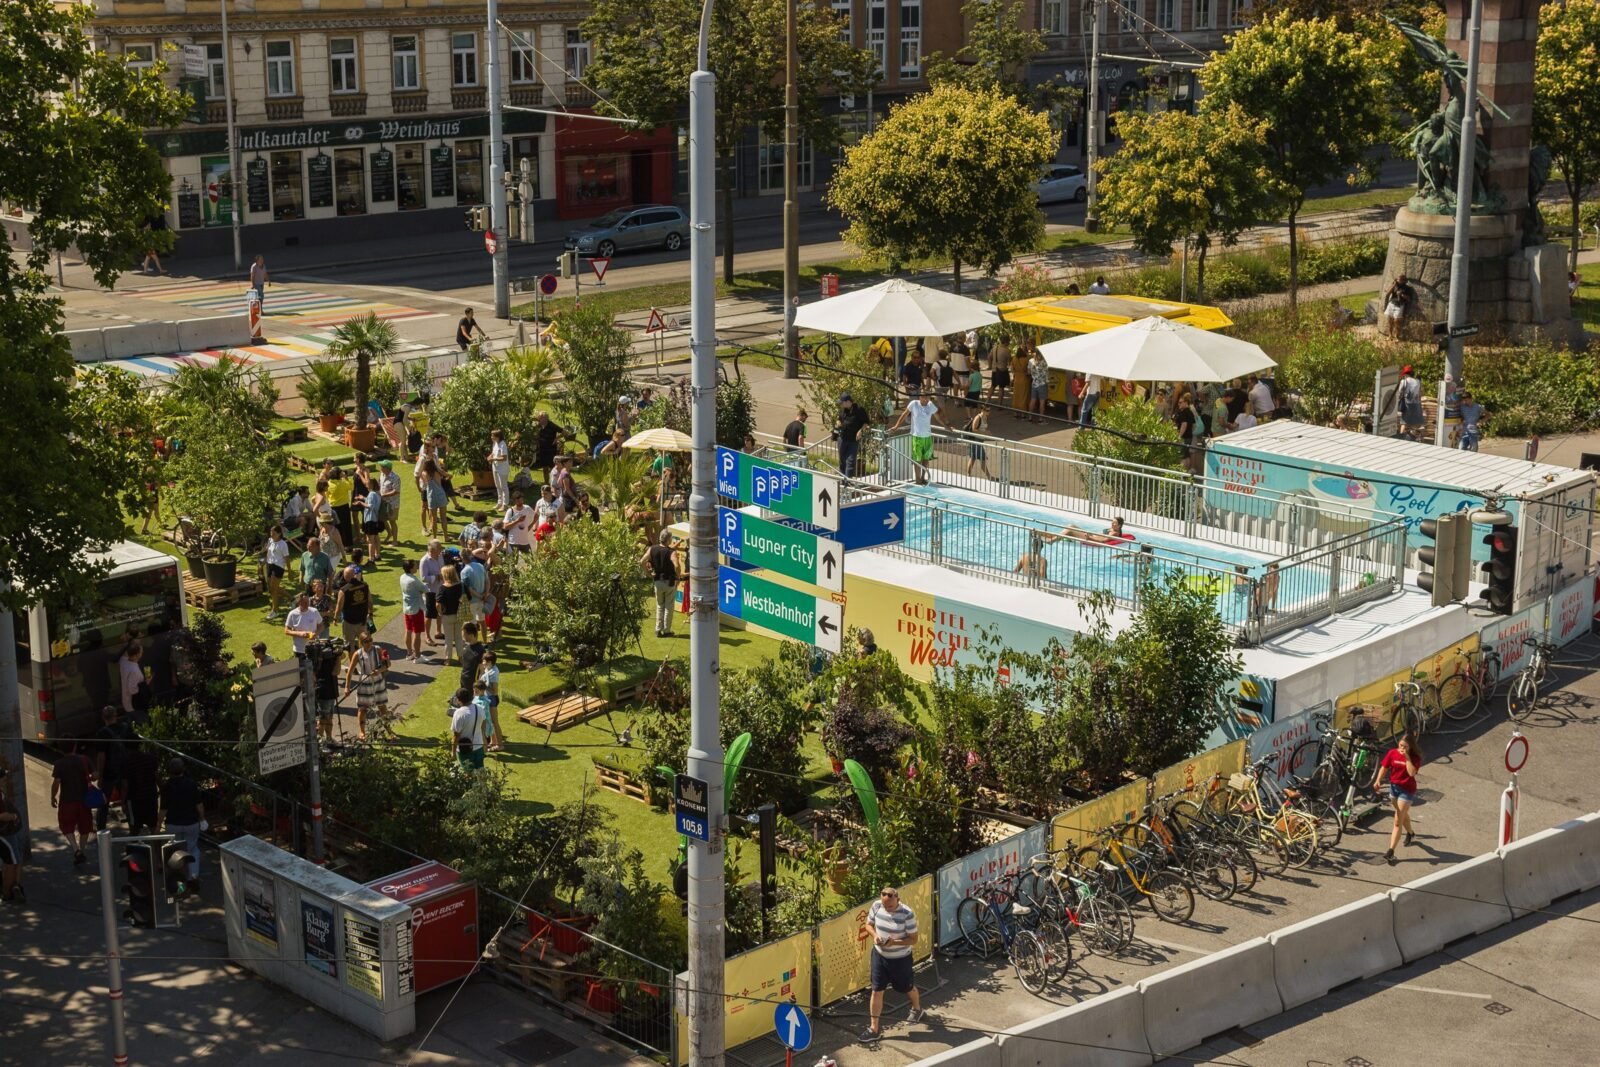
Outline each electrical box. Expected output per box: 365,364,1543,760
366,862,479,994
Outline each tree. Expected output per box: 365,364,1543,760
325,312,401,431
1199,12,1390,307
506,516,643,677
582,0,874,283
1534,0,1600,271
1074,396,1185,472
71,366,165,517
163,358,279,439
1095,105,1275,301
549,302,634,446
925,0,1077,123
829,84,1055,291
165,419,292,552
427,360,540,473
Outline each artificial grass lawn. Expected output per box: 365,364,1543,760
1577,263,1600,332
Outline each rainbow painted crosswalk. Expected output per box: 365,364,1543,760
98,330,431,378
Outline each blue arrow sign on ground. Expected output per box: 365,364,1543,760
774,495,905,552
774,1002,812,1051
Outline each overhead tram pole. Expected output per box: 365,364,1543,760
488,0,510,319
1444,0,1485,391
782,0,800,379
1084,0,1104,233
220,0,243,270
688,1,727,1063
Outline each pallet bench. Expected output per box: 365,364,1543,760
515,691,610,732
181,573,261,610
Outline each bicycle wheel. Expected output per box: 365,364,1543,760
1248,825,1291,878
1417,682,1443,732
1286,738,1329,782
957,897,1001,958
1186,845,1239,902
1145,869,1196,924
1010,929,1049,993
1221,839,1259,894
1506,672,1537,723
1036,919,1073,984
1013,869,1043,917
1087,883,1137,953
1440,666,1483,721
818,338,844,366
1275,809,1320,869
1033,873,1069,926
1296,794,1344,852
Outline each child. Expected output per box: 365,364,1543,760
480,651,503,750
472,676,501,753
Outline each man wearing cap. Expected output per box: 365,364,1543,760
834,393,871,479
1398,364,1424,440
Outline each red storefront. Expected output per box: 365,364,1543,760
553,112,676,219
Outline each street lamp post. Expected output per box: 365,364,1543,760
1444,0,1484,396
782,0,800,380
220,0,243,271
687,1,727,1063
488,0,510,318
1084,0,1104,233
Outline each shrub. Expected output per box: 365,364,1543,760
550,302,634,446
506,515,644,675
165,418,291,552
1276,328,1389,425
427,358,541,472
1074,395,1185,472
818,650,920,788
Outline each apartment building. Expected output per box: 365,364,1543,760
92,0,672,257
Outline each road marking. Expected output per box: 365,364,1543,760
1377,981,1493,999
1138,936,1212,955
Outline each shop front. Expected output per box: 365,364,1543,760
148,111,549,258
552,113,675,221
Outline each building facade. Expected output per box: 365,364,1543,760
90,0,672,257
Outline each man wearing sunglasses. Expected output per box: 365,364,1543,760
861,886,925,1041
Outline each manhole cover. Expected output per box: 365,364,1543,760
498,1028,579,1065
1485,1001,1513,1015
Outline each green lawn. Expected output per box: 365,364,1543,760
1577,262,1600,331
1299,186,1412,215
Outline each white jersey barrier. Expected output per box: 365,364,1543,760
914,1038,1001,1067
1137,938,1282,1060
1388,851,1512,963
1268,892,1403,1010
998,986,1151,1067
1498,811,1600,917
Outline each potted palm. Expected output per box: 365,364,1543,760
299,360,354,433
325,311,401,452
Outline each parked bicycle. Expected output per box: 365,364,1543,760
1074,821,1197,924
1389,673,1443,736
1202,757,1320,869
1284,712,1385,842
1438,643,1503,721
955,874,1071,993
1506,636,1560,723
1016,848,1136,957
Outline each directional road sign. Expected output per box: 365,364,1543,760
253,659,305,775
774,494,905,552
716,447,841,532
775,1002,812,1052
718,566,842,653
719,507,844,593
674,774,710,841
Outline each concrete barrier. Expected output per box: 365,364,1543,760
1388,852,1511,963
1269,892,1402,1009
102,321,179,360
999,986,1151,1067
65,328,104,362
1499,812,1600,917
178,313,253,352
1137,938,1281,1059
916,1037,1001,1067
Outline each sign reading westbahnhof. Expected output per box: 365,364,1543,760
718,566,842,654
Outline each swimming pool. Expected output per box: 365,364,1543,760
891,484,1283,626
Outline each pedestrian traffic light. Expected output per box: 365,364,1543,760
1418,513,1473,607
161,840,193,900
121,842,157,927
1481,525,1519,614
557,250,577,277
465,207,486,231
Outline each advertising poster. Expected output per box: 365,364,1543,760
301,896,338,979
242,867,279,950
1547,577,1595,646
342,911,384,1001
1481,603,1545,680
201,155,235,225
935,824,1048,946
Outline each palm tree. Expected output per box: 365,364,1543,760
325,312,400,430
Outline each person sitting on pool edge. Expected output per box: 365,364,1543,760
1013,547,1048,580
1046,516,1134,546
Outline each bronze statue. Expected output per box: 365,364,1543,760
1389,18,1506,215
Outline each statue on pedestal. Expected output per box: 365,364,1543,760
1390,18,1506,215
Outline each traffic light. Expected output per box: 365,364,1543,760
464,206,486,231
121,843,157,927
1481,525,1519,614
1417,513,1472,607
557,250,577,277
161,839,193,900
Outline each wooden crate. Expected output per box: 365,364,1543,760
595,761,649,804
515,691,609,731
181,573,261,610
488,927,581,1002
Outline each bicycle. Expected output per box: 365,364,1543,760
955,875,1071,992
1507,636,1560,723
1388,673,1443,736
801,335,845,367
1284,713,1384,842
1016,848,1136,956
1439,644,1503,721
1074,822,1197,924
1202,757,1320,869
171,515,227,561
1167,785,1292,879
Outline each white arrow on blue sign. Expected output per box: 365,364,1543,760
774,1002,812,1051
773,494,905,552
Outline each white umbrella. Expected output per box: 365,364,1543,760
793,278,999,338
1038,315,1275,383
623,427,694,451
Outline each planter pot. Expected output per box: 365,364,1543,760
471,468,496,490
184,552,206,581
203,556,237,590
585,979,620,1015
344,426,377,452
317,413,345,433
821,843,851,895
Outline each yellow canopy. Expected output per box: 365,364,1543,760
998,293,1233,334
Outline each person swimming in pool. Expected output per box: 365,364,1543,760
1014,549,1049,580
1047,516,1133,546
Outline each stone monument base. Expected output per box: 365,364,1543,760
1382,207,1581,346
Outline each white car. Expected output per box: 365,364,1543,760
1033,164,1087,204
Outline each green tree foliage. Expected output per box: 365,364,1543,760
582,0,874,283
636,377,758,449
1199,12,1390,307
925,0,1077,122
1074,396,1185,472
507,516,643,676
577,836,683,981
1095,105,1275,302
1534,0,1600,271
817,645,921,787
324,312,401,430
427,359,540,472
165,419,292,552
1276,329,1389,426
0,0,188,611
71,367,164,516
549,302,634,446
164,358,280,438
828,84,1055,291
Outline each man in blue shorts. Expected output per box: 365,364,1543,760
860,886,925,1041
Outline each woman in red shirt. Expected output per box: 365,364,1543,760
1374,731,1422,866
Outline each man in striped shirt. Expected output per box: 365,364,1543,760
861,886,925,1041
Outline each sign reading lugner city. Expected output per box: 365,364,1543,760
716,447,841,532
719,507,844,593
718,566,843,653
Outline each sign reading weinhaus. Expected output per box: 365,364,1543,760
148,112,547,158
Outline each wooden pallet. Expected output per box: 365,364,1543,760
181,573,261,610
595,762,649,804
488,928,581,1002
515,691,610,731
